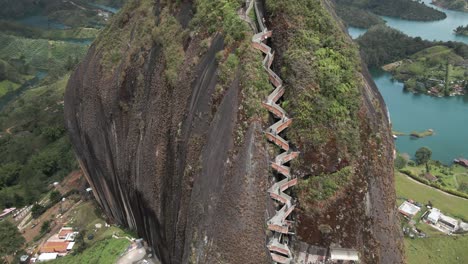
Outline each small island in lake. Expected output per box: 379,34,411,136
454,25,468,36
410,129,434,138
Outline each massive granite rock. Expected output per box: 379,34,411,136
64,0,404,263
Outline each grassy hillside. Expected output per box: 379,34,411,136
50,238,130,264
0,75,77,209
0,33,88,73
0,21,99,40
388,45,468,95
405,235,468,264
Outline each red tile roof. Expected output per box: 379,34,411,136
58,228,74,238
41,241,69,253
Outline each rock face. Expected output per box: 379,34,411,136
64,0,404,263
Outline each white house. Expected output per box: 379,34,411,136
37,253,58,262
330,248,359,262
427,208,441,224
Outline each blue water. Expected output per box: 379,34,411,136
88,3,119,14
382,0,468,43
350,2,468,163
17,16,69,30
372,69,468,164
348,27,367,39
348,0,468,43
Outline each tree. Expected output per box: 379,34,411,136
0,163,22,187
394,154,407,169
0,220,25,259
415,147,432,165
49,190,61,204
31,203,46,219
40,220,51,234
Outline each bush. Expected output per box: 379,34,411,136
40,220,51,234
31,203,46,219
50,190,61,204
394,155,407,169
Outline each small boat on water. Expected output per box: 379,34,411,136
393,134,398,139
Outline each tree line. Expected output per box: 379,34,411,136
357,25,468,67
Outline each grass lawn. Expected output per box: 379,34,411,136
405,235,468,264
395,172,468,220
49,238,130,264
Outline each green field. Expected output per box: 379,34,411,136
49,238,130,264
395,172,468,220
405,236,468,264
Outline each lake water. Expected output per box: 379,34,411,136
382,0,468,43
371,69,468,164
348,0,468,43
349,2,468,163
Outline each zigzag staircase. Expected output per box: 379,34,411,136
242,1,299,263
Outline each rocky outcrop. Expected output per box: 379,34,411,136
65,0,404,263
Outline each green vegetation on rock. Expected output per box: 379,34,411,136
298,166,352,204
264,0,362,207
